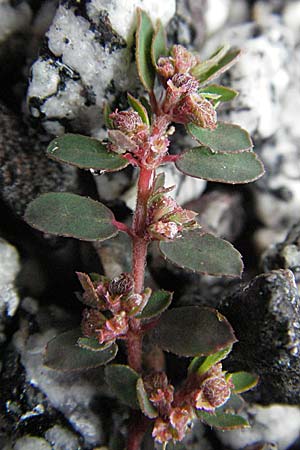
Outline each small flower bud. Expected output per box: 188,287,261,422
110,109,144,134
98,311,128,344
157,56,175,80
81,308,105,338
172,93,217,129
195,376,231,411
108,273,134,296
169,407,193,441
152,418,173,443
149,221,179,240
171,45,198,73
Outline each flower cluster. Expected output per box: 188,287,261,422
157,45,217,129
108,109,172,169
77,272,151,345
146,185,199,240
145,363,232,444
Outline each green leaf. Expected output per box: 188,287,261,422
44,328,118,371
176,147,265,184
103,102,113,129
159,230,243,277
218,393,245,414
77,336,110,352
127,93,150,126
25,193,118,241
199,84,238,103
229,371,259,394
136,289,172,319
187,122,252,152
197,409,249,430
47,134,128,171
136,378,158,418
148,306,237,357
104,364,140,409
140,96,153,123
191,47,241,84
188,346,232,375
136,8,155,92
151,19,167,66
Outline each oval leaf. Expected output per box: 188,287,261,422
151,19,167,66
127,93,150,126
148,306,237,357
159,231,243,277
47,134,128,171
197,410,249,430
105,364,140,409
218,393,245,414
187,122,252,152
44,328,118,371
136,8,155,92
176,146,265,184
136,378,158,418
137,290,172,319
77,336,110,352
230,371,259,394
199,84,238,103
25,193,118,241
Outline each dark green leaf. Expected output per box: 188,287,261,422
25,193,118,241
136,8,155,92
230,371,259,394
197,410,249,430
136,378,158,418
188,346,232,375
128,93,150,126
176,146,265,184
148,306,237,357
77,336,110,352
166,443,186,450
136,290,172,319
104,364,140,409
44,328,118,371
159,231,243,277
47,134,128,171
199,84,238,102
191,47,241,84
151,19,167,66
187,122,253,152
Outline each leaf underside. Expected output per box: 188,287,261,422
136,8,155,91
151,19,167,66
105,364,140,409
197,409,249,430
176,146,265,184
24,192,118,241
199,84,238,102
191,47,241,84
187,122,252,152
159,230,243,277
148,306,237,357
137,289,172,319
136,378,158,418
47,134,128,171
44,328,118,371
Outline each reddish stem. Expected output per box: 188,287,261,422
112,219,134,237
127,412,149,450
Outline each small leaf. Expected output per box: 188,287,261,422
47,134,128,171
136,8,155,92
44,328,118,371
197,409,249,430
127,93,150,126
218,393,245,414
191,47,241,84
151,19,167,66
188,346,232,375
229,371,259,394
187,122,252,152
103,102,113,129
148,306,237,357
199,84,238,103
136,378,158,418
25,193,118,241
140,96,153,123
76,272,99,308
136,290,172,319
105,364,140,409
159,230,243,277
77,336,110,352
176,147,265,184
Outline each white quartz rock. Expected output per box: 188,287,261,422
0,1,31,44
217,404,300,450
0,239,20,319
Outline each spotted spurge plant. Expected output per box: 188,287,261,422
25,9,263,450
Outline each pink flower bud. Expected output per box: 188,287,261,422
195,375,231,411
110,109,144,134
169,407,193,441
172,93,217,129
98,311,128,344
108,273,134,296
149,221,179,240
157,56,175,80
171,45,198,73
152,418,173,443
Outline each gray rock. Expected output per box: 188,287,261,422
220,269,300,404
45,425,80,450
0,101,77,217
14,436,51,450
26,0,175,137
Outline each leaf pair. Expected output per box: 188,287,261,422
176,122,265,185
